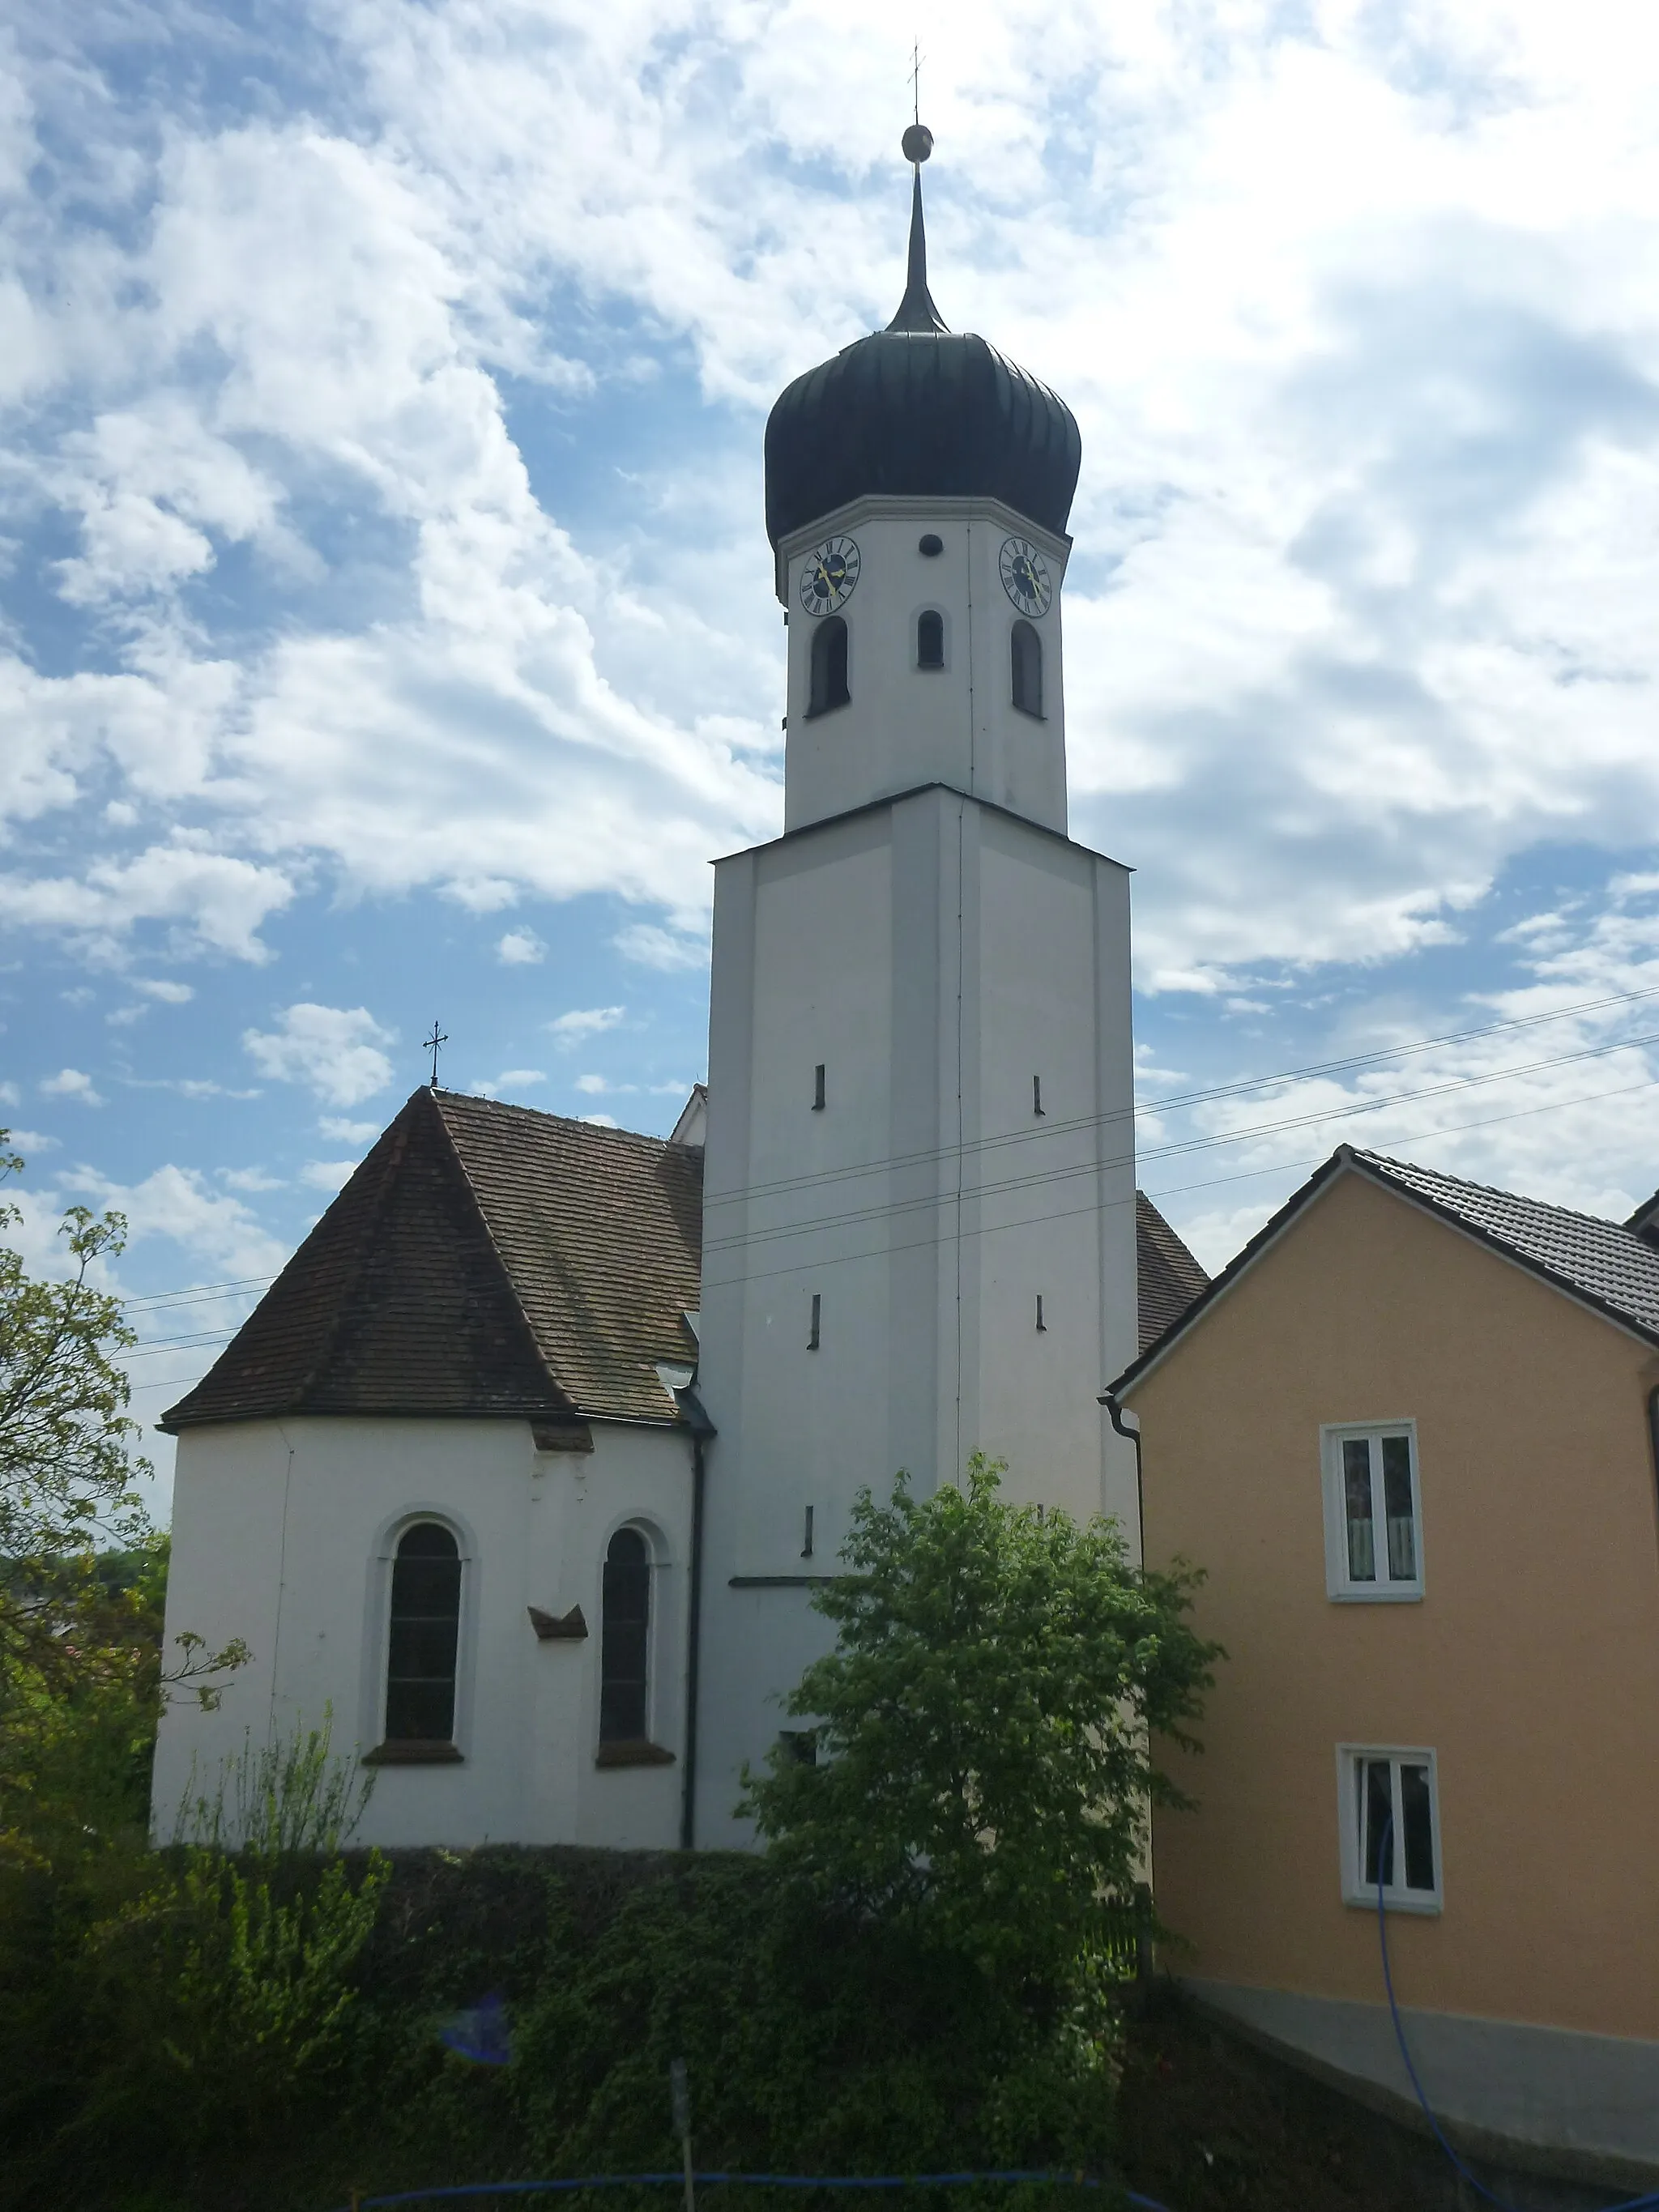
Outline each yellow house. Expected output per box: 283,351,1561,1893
1113,1145,1659,2178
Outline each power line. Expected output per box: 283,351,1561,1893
702,1027,1659,1259
123,1330,238,1359
702,1070,1659,1294
702,978,1659,1211
116,1070,1659,1405
124,1274,275,1313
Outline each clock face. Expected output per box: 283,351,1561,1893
1000,536,1053,619
799,536,861,616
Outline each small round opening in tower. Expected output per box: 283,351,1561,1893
919,533,943,557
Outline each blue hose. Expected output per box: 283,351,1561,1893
324,2175,1172,2212
1374,1816,1659,2212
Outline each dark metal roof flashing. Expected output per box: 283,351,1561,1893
763,130,1081,560
885,168,948,335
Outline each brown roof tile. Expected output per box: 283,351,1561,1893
1135,1191,1210,1353
160,1089,702,1432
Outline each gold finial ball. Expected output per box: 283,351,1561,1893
902,123,933,164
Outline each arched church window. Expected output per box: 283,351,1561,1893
808,616,850,717
600,1527,650,1743
916,610,945,670
385,1521,462,1743
1011,620,1043,718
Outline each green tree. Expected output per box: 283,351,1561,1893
741,1454,1222,1986
0,1137,244,1860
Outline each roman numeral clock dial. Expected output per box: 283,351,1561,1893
799,536,861,616
1000,535,1052,617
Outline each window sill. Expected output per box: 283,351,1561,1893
1328,1586,1424,1604
595,1739,676,1769
1344,1890,1441,1916
362,1739,464,1766
803,700,850,721
1013,705,1046,722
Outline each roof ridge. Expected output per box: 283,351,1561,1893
430,1088,693,1154
284,1106,414,1408
1354,1147,1640,1238
422,1091,581,1416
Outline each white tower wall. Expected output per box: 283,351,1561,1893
694,785,1138,1842
780,497,1069,836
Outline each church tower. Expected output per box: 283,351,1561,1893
693,132,1139,1841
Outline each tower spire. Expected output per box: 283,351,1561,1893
886,121,948,335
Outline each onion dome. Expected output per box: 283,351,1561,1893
765,132,1081,550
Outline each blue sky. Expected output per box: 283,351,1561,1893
7,0,1659,1509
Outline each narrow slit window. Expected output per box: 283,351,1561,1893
599,1528,650,1744
917,610,945,669
801,1505,815,1558
1011,620,1043,717
1033,1074,1044,1117
780,1728,818,1767
386,1522,461,1743
1324,1424,1423,1599
808,1293,821,1351
1035,1295,1047,1332
812,1063,825,1110
808,616,850,716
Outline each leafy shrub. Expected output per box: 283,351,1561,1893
510,1856,1120,2193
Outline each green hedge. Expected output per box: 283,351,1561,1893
1,1844,1127,2212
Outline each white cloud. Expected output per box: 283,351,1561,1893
242,1003,395,1106
300,1159,359,1192
613,924,709,974
318,1115,381,1144
574,1073,609,1094
469,1068,545,1098
135,978,194,1003
496,928,545,965
41,1068,103,1104
578,1111,619,1128
66,1162,288,1281
0,1080,19,1107
220,1166,284,1192
547,1006,625,1046
6,1128,58,1152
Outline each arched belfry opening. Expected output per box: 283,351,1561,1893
917,610,945,669
1011,620,1043,718
808,616,850,716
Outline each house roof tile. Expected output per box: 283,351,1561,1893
1114,1144,1659,1397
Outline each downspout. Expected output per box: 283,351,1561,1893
1098,1384,1154,1986
675,1387,716,1852
1648,1387,1659,1541
1097,1387,1145,1561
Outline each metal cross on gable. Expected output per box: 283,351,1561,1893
424,1021,448,1089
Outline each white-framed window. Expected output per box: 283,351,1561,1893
1321,1421,1423,1600
1337,1745,1442,1912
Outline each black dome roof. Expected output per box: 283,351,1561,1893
765,170,1081,550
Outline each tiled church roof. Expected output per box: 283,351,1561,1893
160,1089,703,1432
1135,1192,1209,1353
162,1086,1205,1433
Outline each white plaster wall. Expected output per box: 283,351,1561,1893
780,496,1069,836
152,1415,692,1850
695,784,1137,1847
